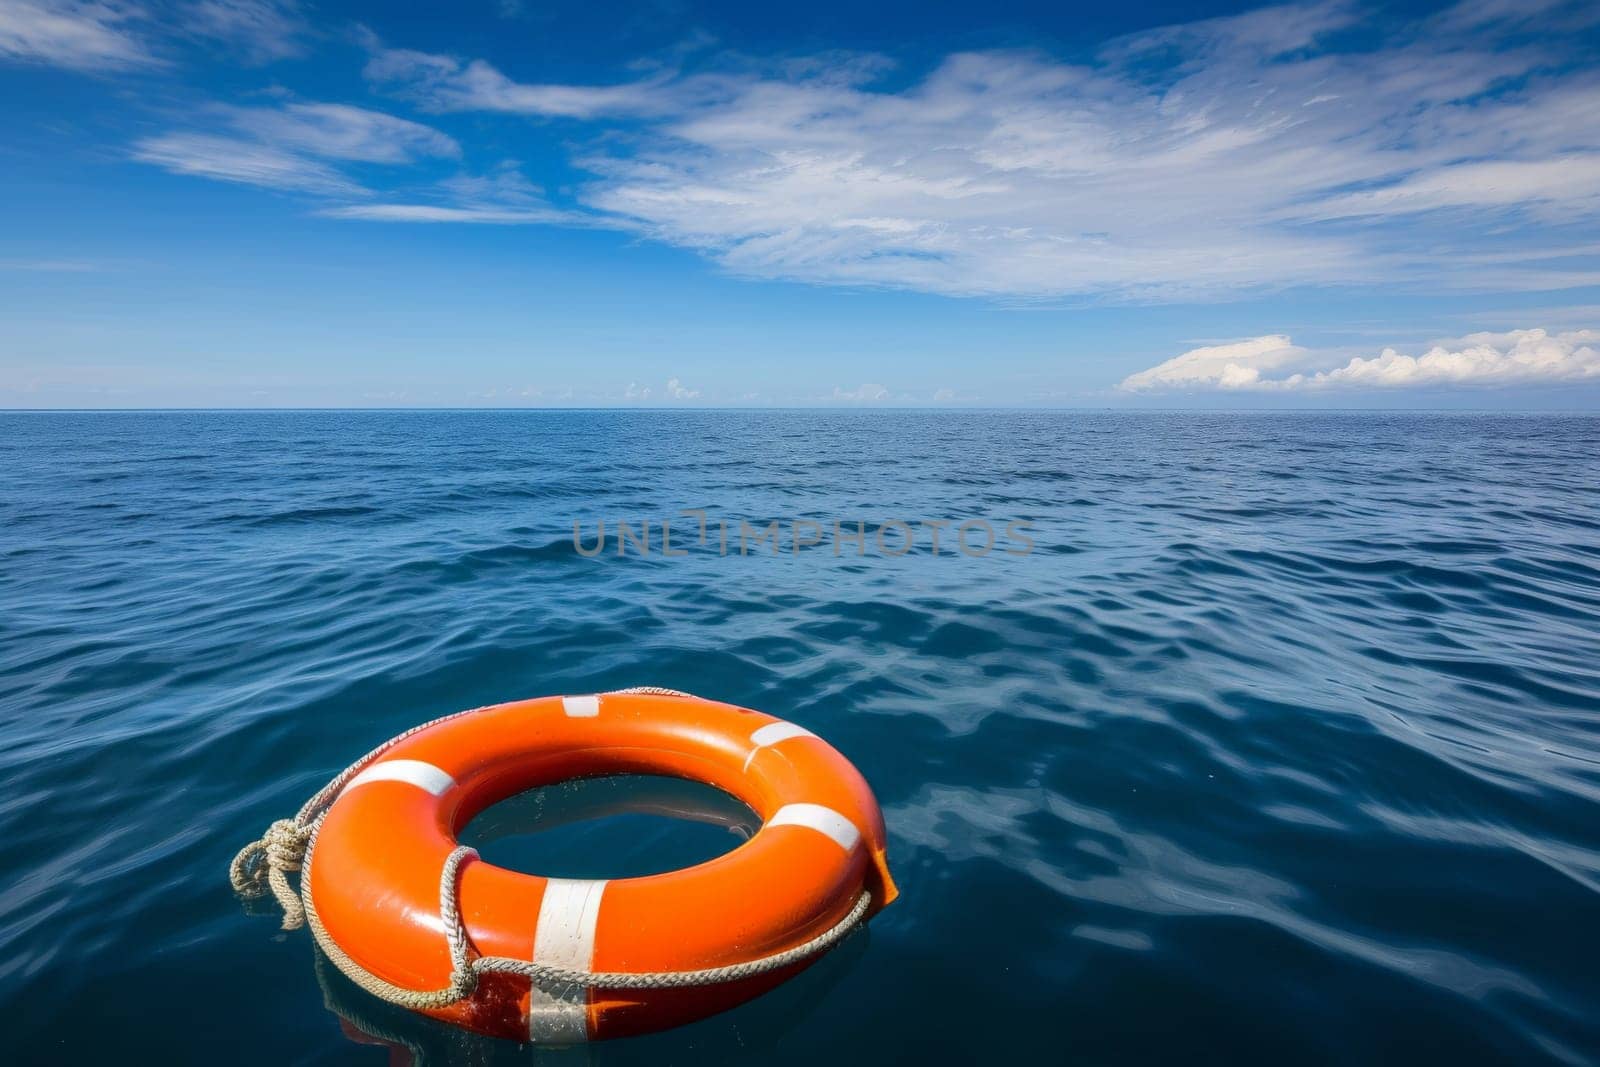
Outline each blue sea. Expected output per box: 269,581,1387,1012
3,410,1598,1065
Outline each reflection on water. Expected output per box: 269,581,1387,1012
316,938,869,1066
461,775,759,880
320,775,859,1065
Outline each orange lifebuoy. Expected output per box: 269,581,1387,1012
304,691,897,1042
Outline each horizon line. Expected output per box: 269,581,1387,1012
4,405,1599,415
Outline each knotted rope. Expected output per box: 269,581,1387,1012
229,688,871,1009
229,818,312,927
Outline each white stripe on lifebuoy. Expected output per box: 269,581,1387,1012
561,695,601,718
743,720,818,770
767,803,860,852
344,760,454,797
528,878,607,1043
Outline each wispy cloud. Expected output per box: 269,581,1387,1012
322,202,554,223
1431,0,1598,33
1302,155,1600,221
132,131,358,193
322,162,586,224
226,102,458,163
355,0,1600,301
0,0,160,70
132,101,458,195
1121,328,1600,390
364,43,682,118
186,0,306,63
87,1,1600,306
0,0,308,71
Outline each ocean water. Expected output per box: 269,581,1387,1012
2,410,1598,1065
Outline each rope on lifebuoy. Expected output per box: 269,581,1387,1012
228,818,311,927
229,688,871,1008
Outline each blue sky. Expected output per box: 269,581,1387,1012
2,0,1599,408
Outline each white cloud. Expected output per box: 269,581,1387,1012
186,0,305,63
0,0,311,71
131,131,359,194
1298,329,1600,388
0,0,159,70
323,203,555,223
323,163,585,224
1430,0,1596,33
1122,328,1600,391
833,383,889,402
132,102,458,195
1120,335,1306,390
228,103,458,163
617,377,700,401
364,45,680,118
354,1,1600,301
1305,155,1600,220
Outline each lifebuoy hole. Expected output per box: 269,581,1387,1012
459,774,760,879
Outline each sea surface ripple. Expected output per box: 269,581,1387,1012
1,411,1598,1064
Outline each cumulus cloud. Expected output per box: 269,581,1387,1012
353,0,1600,300
618,377,700,401
1121,329,1600,391
132,102,458,195
0,0,159,70
1298,330,1600,388
1120,335,1306,390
